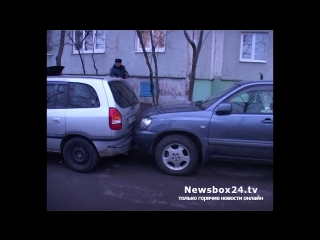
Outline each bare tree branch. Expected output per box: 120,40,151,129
183,30,209,101
65,30,90,75
136,30,157,105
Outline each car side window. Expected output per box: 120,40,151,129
47,83,66,109
259,90,273,113
67,82,100,108
226,85,273,114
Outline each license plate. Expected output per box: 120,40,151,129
128,115,136,124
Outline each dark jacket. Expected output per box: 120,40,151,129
110,64,129,79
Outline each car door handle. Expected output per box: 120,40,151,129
51,118,60,123
261,118,273,124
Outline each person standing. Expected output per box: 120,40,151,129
110,58,129,79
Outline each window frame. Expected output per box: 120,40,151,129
72,30,105,54
135,30,166,53
239,32,268,63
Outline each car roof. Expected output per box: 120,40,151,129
237,80,273,85
47,75,122,82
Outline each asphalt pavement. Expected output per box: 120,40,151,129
47,149,273,211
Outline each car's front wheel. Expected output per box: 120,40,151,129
155,135,198,176
63,137,100,173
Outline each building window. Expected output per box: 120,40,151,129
240,32,268,63
73,30,105,54
135,30,166,53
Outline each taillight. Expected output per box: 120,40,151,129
109,107,122,130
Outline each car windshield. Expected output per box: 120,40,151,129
200,83,240,109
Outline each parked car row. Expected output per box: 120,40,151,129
47,70,273,176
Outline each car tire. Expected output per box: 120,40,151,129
155,135,198,176
63,137,100,173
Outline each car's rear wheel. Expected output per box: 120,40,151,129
63,137,100,173
155,135,198,176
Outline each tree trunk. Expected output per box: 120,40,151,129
136,30,156,105
55,30,65,66
150,32,160,105
184,30,204,101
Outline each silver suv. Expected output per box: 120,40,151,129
47,75,140,172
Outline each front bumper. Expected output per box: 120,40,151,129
134,129,158,152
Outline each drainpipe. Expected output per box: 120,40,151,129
210,30,216,80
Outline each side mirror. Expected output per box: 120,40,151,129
216,103,232,115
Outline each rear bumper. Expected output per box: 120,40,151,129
94,135,135,157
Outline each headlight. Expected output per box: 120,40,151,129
140,118,152,129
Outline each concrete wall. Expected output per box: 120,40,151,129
221,30,273,81
47,30,189,77
192,30,273,102
193,79,238,102
47,30,273,104
129,77,188,105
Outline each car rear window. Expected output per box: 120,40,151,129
109,81,139,108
